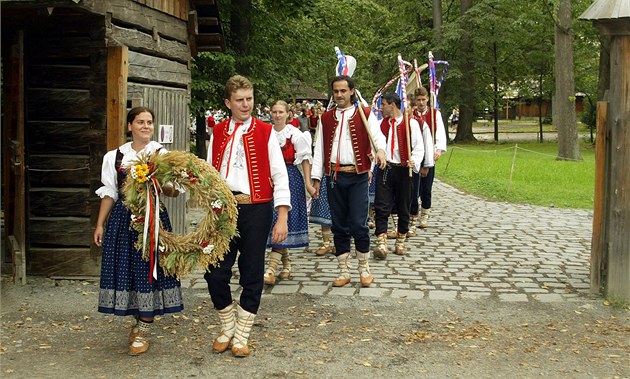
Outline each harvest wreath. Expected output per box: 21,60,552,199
122,150,238,279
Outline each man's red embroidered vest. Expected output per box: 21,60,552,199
414,108,437,143
320,107,372,175
380,117,410,166
211,118,273,203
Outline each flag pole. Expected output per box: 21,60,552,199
398,54,413,177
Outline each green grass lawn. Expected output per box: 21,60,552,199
436,141,595,209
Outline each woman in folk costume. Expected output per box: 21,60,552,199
308,120,335,256
93,106,184,356
264,100,315,285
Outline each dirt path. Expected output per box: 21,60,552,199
1,277,628,378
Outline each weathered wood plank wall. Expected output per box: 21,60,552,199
24,10,107,276
4,0,197,277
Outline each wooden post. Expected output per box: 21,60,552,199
605,35,630,301
107,46,128,150
590,101,607,293
580,0,630,301
3,31,27,284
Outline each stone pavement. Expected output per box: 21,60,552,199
181,180,594,303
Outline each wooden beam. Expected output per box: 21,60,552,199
80,0,189,42
106,46,128,151
591,101,607,294
28,248,100,277
127,50,190,87
108,22,191,63
2,30,27,284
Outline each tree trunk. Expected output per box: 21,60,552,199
538,70,545,142
432,0,443,44
432,0,449,141
455,0,476,142
231,0,252,75
492,40,499,142
554,0,581,161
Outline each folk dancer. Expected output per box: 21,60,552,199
264,100,315,285
311,75,387,287
373,93,426,259
205,75,290,357
411,86,445,229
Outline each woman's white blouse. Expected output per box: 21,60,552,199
275,125,313,165
95,141,166,202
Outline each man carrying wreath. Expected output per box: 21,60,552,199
205,75,290,357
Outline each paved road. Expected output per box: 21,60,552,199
182,180,594,303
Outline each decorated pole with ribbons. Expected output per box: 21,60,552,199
428,51,437,144
371,75,400,119
332,47,378,152
356,100,380,154
397,53,413,177
428,51,450,143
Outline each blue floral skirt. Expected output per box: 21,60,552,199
268,164,309,248
98,199,184,318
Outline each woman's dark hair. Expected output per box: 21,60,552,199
127,106,155,125
330,75,358,104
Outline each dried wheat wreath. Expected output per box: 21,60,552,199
122,150,238,279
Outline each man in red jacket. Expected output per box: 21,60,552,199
205,75,290,358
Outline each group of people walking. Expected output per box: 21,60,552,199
93,74,446,358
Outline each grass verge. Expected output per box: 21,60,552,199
436,141,595,209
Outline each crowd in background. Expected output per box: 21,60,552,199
202,100,326,140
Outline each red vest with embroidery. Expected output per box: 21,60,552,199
414,108,437,143
380,117,410,166
320,107,372,175
211,118,273,203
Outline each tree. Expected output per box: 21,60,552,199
231,0,253,74
552,0,582,161
189,0,600,153
455,0,476,142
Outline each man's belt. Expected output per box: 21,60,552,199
232,192,252,204
330,164,357,173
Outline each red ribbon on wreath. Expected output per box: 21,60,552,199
143,177,161,283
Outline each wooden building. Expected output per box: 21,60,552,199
2,0,224,280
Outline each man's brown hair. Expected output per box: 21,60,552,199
414,86,429,97
224,75,254,100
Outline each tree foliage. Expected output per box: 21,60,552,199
191,0,601,148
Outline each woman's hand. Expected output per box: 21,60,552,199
161,182,179,197
311,179,321,199
306,183,317,198
94,226,104,247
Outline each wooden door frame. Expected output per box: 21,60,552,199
2,30,27,284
